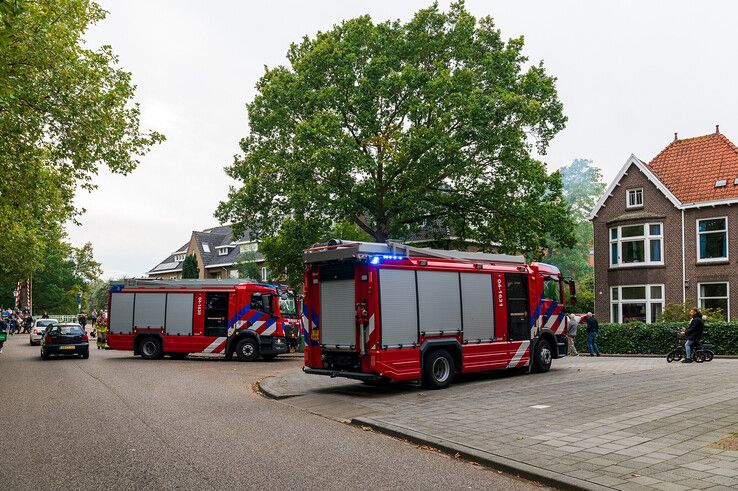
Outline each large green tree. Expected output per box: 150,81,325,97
181,255,199,279
0,0,163,283
217,2,574,269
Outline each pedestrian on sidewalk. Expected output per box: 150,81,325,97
566,313,579,356
586,312,600,357
680,308,704,364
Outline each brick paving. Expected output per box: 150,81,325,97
261,356,738,490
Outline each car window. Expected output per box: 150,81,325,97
48,325,84,335
37,319,56,327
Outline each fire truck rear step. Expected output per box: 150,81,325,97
302,367,384,383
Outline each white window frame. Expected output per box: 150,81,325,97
609,223,664,268
697,282,730,320
610,284,664,324
173,254,185,262
626,188,643,209
217,247,230,256
696,216,729,263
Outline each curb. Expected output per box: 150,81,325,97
352,417,614,491
257,376,296,400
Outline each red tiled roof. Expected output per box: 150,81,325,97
648,130,738,204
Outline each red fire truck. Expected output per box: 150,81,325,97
107,279,288,361
302,241,575,389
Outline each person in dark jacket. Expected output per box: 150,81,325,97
681,309,704,363
586,312,601,356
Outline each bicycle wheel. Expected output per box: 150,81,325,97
693,351,705,363
666,352,676,363
704,351,714,362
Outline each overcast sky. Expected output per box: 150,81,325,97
69,0,738,278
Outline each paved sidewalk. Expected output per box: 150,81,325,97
260,357,738,490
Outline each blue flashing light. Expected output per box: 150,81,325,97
109,284,124,293
369,255,406,265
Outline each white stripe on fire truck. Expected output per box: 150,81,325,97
366,314,375,346
202,336,227,353
507,340,530,368
262,323,277,336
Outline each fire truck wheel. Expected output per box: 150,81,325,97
236,338,259,362
139,337,163,360
422,350,455,389
532,339,552,373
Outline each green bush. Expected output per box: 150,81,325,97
574,322,738,355
659,303,725,322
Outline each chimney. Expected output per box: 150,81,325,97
674,132,678,141
716,124,720,134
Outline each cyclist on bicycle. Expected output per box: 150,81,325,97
680,308,704,363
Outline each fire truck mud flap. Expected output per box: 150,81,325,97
302,367,384,383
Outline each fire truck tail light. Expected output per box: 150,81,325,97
311,329,319,341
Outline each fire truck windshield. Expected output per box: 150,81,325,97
543,275,562,303
279,295,297,317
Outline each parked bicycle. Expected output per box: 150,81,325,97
666,330,714,363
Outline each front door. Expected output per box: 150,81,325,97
506,273,530,341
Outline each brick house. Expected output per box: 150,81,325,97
590,127,738,323
147,225,268,281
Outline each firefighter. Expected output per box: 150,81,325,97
95,316,108,349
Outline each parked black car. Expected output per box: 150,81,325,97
41,323,89,360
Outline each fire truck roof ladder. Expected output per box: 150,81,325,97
303,240,526,265
117,278,252,289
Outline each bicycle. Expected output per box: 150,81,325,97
666,331,714,363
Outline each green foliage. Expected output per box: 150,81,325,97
572,271,594,313
0,0,163,284
574,322,738,356
32,239,101,313
181,255,199,279
235,250,262,281
217,1,573,263
659,303,726,322
84,279,110,311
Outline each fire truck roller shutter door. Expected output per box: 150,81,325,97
378,269,418,346
320,279,356,348
110,293,134,334
165,293,194,335
460,273,494,342
134,293,166,329
417,271,461,336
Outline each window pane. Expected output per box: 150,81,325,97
622,286,646,300
650,285,663,299
699,218,726,232
611,243,618,264
622,240,645,263
650,239,662,262
611,228,618,240
700,283,728,298
543,278,561,302
611,287,619,300
621,225,645,238
701,298,728,314
611,303,619,323
622,303,647,322
699,232,727,259
649,224,661,236
651,303,663,323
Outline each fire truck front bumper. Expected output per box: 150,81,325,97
260,336,289,355
302,367,385,383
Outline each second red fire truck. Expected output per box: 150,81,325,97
302,240,575,389
107,279,289,361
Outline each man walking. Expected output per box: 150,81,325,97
566,313,579,356
681,308,704,363
586,312,600,357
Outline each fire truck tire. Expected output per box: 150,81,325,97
235,338,259,362
422,349,455,389
532,339,552,373
139,337,163,360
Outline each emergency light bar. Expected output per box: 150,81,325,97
369,255,407,265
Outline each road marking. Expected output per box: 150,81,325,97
530,405,550,409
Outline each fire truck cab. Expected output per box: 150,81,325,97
107,279,288,361
302,240,575,389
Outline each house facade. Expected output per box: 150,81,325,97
147,225,268,281
590,128,738,323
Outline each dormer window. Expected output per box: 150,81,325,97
217,246,230,256
174,254,186,262
626,188,643,209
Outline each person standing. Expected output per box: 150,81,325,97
586,312,600,357
0,316,8,353
90,309,98,327
566,313,579,356
681,308,704,364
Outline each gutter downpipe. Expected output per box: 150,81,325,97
681,208,686,304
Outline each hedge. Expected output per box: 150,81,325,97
573,322,738,356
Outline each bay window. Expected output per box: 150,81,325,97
611,284,664,324
698,282,729,319
609,223,663,267
697,217,728,262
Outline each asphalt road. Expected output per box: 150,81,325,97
0,334,548,491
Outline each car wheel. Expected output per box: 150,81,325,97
41,348,49,360
81,351,89,359
532,339,553,373
235,338,259,362
139,337,163,360
422,349,454,389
